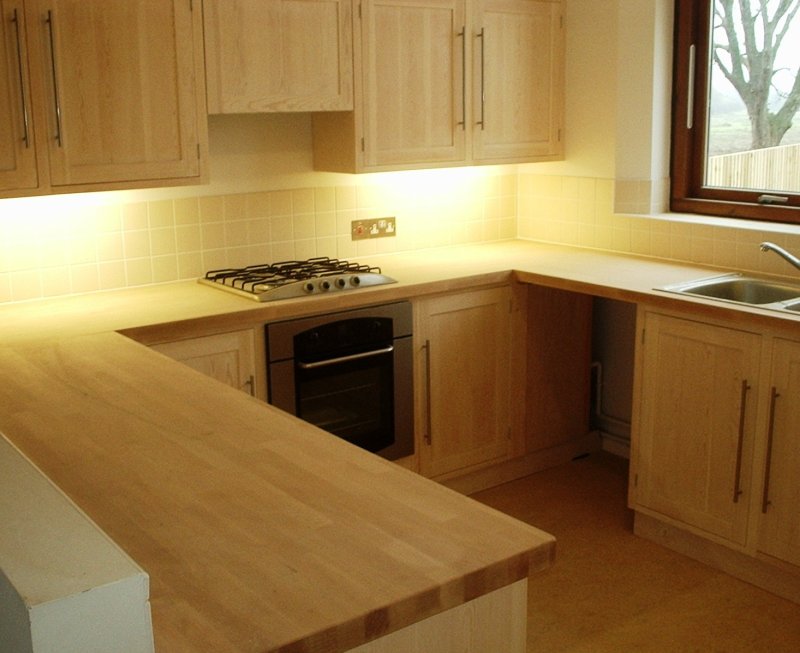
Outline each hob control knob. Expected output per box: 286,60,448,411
335,277,347,289
350,275,361,286
303,282,315,293
320,280,331,291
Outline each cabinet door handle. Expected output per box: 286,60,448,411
732,379,750,503
456,27,466,129
45,10,63,147
761,386,780,513
423,339,432,444
475,28,485,130
243,374,255,397
11,9,30,147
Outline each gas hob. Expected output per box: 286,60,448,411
199,257,396,302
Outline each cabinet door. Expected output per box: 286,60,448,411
633,313,761,545
0,1,38,192
472,0,563,162
417,287,511,478
152,330,257,397
33,0,206,188
361,0,466,167
204,0,353,113
757,337,800,567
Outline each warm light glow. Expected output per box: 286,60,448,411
0,192,121,238
369,166,501,198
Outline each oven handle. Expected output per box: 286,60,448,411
298,345,394,370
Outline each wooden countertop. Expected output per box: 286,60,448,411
2,240,799,652
0,332,553,652
2,241,797,346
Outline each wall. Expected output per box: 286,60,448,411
2,0,800,308
0,114,516,304
517,0,800,273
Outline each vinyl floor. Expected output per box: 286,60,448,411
471,451,800,653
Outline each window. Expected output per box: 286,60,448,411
671,0,800,224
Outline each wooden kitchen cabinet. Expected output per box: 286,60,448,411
472,0,564,162
631,311,761,546
631,308,800,601
311,0,564,172
415,286,513,478
1,0,208,198
203,0,354,113
756,337,800,568
151,329,258,398
0,0,39,193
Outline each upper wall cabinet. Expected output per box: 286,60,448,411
311,0,564,172
203,0,354,113
0,1,38,192
0,0,208,198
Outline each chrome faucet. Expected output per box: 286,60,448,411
760,242,800,272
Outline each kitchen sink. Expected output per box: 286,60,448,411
659,273,800,313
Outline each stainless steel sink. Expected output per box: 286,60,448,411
659,273,800,312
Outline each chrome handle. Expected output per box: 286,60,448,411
45,10,63,147
11,9,30,147
761,387,780,513
732,380,750,503
243,374,255,397
456,26,466,129
298,345,393,370
475,28,485,129
686,43,695,129
423,339,432,444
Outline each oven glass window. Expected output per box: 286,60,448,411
296,354,395,453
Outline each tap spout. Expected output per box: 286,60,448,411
760,241,800,272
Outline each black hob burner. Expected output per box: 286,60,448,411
199,257,397,302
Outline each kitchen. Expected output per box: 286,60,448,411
2,0,800,651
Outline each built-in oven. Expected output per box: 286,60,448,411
266,302,413,461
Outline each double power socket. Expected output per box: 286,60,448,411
351,217,396,241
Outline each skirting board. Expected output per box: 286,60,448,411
439,432,602,496
634,512,800,605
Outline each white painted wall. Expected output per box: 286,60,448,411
0,436,154,653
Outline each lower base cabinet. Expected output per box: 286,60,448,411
631,308,800,601
414,286,515,479
150,329,258,398
413,283,594,483
756,336,800,569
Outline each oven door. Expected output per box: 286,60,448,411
268,317,413,461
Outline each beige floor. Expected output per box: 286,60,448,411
471,452,800,653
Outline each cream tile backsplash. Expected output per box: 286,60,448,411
0,170,516,304
2,171,800,304
518,173,800,279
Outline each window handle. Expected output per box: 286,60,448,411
686,43,696,130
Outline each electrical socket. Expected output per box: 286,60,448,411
351,217,396,241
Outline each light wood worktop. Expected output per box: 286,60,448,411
2,241,797,346
0,332,554,652
1,240,798,652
